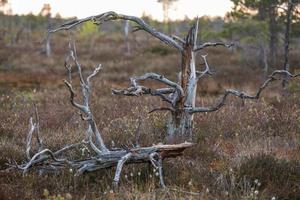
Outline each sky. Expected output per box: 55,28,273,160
8,0,233,20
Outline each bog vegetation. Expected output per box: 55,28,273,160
0,1,300,199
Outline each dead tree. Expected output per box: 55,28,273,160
157,0,178,23
40,3,52,57
7,39,193,188
50,12,233,138
50,11,300,139
157,0,178,33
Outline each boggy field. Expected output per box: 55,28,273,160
0,29,300,200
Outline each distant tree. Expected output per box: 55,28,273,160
222,19,269,77
0,0,11,45
282,0,299,93
229,0,281,66
0,0,7,6
54,12,62,19
39,3,51,17
157,0,178,32
157,0,178,23
0,0,7,13
39,3,52,57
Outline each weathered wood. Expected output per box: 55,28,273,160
50,11,183,51
64,39,108,153
186,70,300,113
11,140,194,183
169,19,199,137
25,117,36,160
7,36,194,188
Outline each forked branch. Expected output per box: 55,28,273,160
187,70,300,113
149,152,166,188
112,72,184,106
64,41,108,153
196,55,213,79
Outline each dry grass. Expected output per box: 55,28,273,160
0,31,299,200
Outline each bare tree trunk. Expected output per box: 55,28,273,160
257,2,268,79
168,21,198,138
259,42,269,79
282,0,294,93
124,20,131,55
268,5,278,67
45,15,52,57
46,33,51,57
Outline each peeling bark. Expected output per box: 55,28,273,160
168,26,197,137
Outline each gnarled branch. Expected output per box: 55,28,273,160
64,80,88,113
196,54,213,80
130,73,183,95
64,38,108,153
50,11,183,51
149,152,166,188
194,42,233,52
186,70,300,113
112,73,184,106
149,107,176,114
113,152,132,186
25,117,36,160
172,35,185,44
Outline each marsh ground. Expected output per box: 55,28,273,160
0,31,299,200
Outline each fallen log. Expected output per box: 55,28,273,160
10,142,193,187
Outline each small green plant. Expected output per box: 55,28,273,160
79,21,99,38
